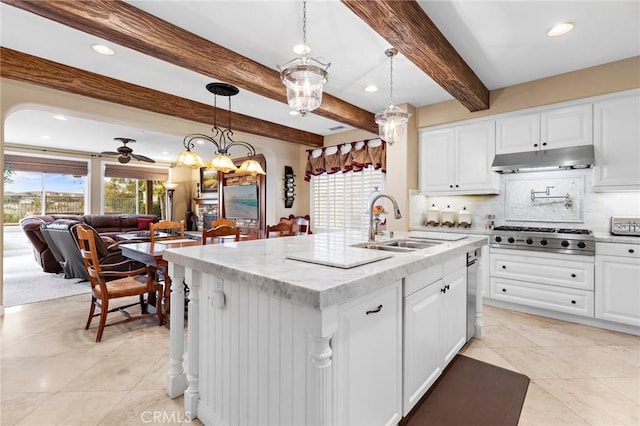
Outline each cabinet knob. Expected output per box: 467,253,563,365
542,142,547,147
571,273,576,278
502,288,507,292
441,288,446,293
502,265,506,269
445,284,450,290
449,184,453,188
630,249,635,254
534,143,538,147
365,305,383,315
571,300,576,305
455,184,459,188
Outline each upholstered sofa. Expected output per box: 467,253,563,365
19,214,158,274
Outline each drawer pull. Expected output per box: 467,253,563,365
502,288,507,292
366,305,383,315
571,300,576,305
630,249,635,254
571,273,576,278
441,288,447,293
502,265,506,269
445,284,450,290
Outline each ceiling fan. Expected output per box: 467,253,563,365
101,137,155,164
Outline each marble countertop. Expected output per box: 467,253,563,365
163,231,487,309
593,233,640,244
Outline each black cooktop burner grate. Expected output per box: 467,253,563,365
493,226,591,235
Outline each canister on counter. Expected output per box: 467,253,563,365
426,204,440,226
442,205,456,227
458,206,472,228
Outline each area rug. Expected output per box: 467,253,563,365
403,354,530,426
3,248,91,307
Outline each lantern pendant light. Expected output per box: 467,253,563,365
278,0,330,117
375,48,411,145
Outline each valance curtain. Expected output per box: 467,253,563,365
104,164,168,181
4,154,88,176
304,139,386,181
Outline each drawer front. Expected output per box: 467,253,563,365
491,277,594,317
491,252,594,290
596,242,640,258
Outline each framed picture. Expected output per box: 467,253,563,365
223,185,259,220
200,167,219,193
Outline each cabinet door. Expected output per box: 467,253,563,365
419,128,455,192
335,282,402,426
403,279,443,415
596,255,640,326
441,267,467,366
456,121,498,192
542,104,593,149
495,113,540,154
593,93,640,190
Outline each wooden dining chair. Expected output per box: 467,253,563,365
149,220,185,242
209,218,237,229
266,222,292,238
202,225,240,245
75,224,163,342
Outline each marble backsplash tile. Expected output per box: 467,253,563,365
410,169,640,233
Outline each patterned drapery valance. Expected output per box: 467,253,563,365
304,139,386,181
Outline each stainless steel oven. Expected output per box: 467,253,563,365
466,248,480,341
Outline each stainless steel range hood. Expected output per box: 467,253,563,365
491,145,595,173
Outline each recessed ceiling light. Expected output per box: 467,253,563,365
292,43,310,55
161,151,168,155
52,114,67,121
41,135,50,140
289,110,300,116
91,44,115,56
364,85,379,93
547,22,574,37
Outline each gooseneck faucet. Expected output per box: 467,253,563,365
369,193,402,242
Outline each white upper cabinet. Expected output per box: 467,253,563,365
593,92,640,191
496,104,592,154
419,120,499,195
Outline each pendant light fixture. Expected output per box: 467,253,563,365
175,83,266,176
278,0,330,117
375,48,411,145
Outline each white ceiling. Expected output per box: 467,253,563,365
2,0,639,162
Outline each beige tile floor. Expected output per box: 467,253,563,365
1,294,639,425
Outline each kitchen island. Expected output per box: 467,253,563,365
163,230,487,425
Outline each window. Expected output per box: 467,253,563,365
3,155,88,224
311,167,385,232
103,163,168,217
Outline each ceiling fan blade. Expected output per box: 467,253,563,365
131,153,156,163
101,151,120,156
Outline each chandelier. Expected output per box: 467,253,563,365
375,48,411,145
278,0,330,117
175,83,266,176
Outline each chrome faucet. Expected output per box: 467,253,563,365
369,194,402,242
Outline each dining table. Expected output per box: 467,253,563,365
120,239,200,327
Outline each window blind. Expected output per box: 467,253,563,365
311,167,385,232
104,164,168,181
4,154,88,176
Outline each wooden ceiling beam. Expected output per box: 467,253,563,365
342,0,489,112
2,0,378,133
0,48,324,147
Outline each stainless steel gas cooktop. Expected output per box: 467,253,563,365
491,226,594,255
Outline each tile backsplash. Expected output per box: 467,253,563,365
410,169,640,233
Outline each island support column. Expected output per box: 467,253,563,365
166,262,187,398
184,269,201,418
308,305,337,425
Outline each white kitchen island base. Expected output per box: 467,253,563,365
163,231,487,425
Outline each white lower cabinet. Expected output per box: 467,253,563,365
402,258,467,415
335,281,403,426
595,242,640,326
489,248,595,317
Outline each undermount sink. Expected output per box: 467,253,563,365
351,239,443,252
